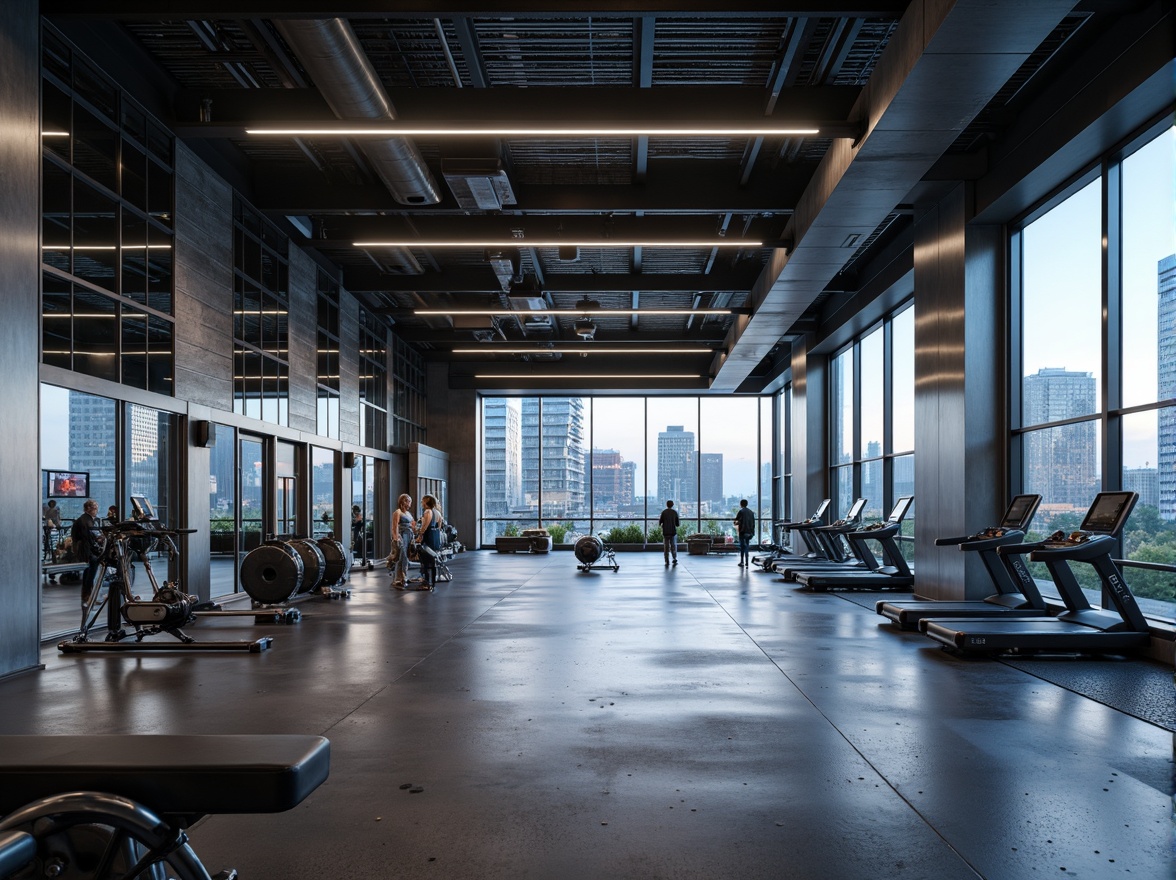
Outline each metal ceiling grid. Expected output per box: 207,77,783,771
830,19,899,86
473,17,634,87
123,20,283,90
646,137,750,163
351,19,470,89
650,17,792,87
507,139,633,185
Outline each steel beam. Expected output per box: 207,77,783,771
345,268,759,293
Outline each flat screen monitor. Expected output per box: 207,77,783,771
46,470,89,498
887,496,914,523
129,495,157,521
1000,494,1042,530
812,499,831,520
845,497,867,521
1080,491,1137,535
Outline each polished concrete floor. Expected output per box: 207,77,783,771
4,552,1173,879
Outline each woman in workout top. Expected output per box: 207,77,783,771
390,494,415,589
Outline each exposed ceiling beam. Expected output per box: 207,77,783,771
254,160,808,214
44,3,908,21
711,0,1082,390
171,85,861,133
346,268,760,293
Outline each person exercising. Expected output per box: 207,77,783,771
70,499,105,608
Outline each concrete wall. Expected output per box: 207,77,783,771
0,0,43,678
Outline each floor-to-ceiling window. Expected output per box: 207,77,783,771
826,303,916,561
209,423,237,596
1011,122,1175,620
479,396,776,546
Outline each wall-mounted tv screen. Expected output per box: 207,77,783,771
46,470,89,498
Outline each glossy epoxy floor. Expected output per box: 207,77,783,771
3,552,1172,879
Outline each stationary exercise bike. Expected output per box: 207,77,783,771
59,497,272,654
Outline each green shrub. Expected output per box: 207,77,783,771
502,523,520,537
547,522,570,544
647,526,664,543
604,524,645,544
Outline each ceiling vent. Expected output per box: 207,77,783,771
485,247,522,292
574,318,597,340
443,160,518,211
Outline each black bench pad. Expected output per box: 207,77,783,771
0,735,329,818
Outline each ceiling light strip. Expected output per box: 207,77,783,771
453,347,713,354
248,126,820,137
416,309,734,316
356,240,760,249
475,373,702,379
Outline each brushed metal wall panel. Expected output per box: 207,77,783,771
286,248,319,434
0,2,44,677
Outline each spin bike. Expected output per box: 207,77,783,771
59,518,272,654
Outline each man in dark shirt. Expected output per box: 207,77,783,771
659,500,680,566
70,499,105,608
734,499,755,568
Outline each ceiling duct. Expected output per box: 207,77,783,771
486,248,522,292
508,275,551,331
442,159,518,211
274,19,441,207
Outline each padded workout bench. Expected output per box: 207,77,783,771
0,734,330,879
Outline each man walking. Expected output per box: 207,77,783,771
734,499,755,568
659,500,680,566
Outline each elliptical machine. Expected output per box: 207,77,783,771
59,496,272,654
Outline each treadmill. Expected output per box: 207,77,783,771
776,498,870,580
876,494,1045,629
794,496,914,591
921,491,1151,655
752,499,831,571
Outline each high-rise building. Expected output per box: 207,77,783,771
522,398,585,518
1123,466,1159,509
657,425,695,508
483,399,522,516
1157,254,1176,519
698,452,723,509
66,391,117,512
591,448,631,508
1022,368,1098,510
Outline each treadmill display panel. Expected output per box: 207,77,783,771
887,496,914,523
812,499,831,520
845,498,867,521
1079,492,1136,534
130,495,157,522
1000,494,1041,530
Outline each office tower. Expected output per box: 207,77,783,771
66,391,117,511
1158,254,1176,519
522,398,585,518
699,452,724,510
657,425,695,506
591,448,626,509
1123,466,1159,509
483,399,522,516
1022,368,1098,510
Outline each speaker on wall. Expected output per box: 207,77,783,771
194,420,216,448
343,452,357,469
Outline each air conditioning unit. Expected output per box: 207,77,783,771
443,160,518,211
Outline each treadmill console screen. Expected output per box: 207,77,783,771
812,499,831,520
129,495,157,522
1000,494,1041,530
845,498,867,520
1080,492,1136,534
887,496,914,523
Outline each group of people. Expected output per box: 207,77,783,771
658,498,757,567
389,494,445,591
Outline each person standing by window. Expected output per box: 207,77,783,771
351,504,365,560
734,499,755,568
70,499,105,608
659,500,680,566
389,494,414,590
43,499,62,580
